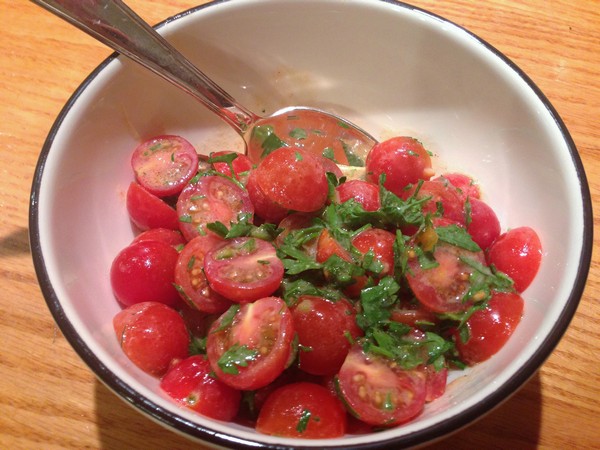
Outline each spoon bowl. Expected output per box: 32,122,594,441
32,0,378,165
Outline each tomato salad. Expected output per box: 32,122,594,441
110,131,542,438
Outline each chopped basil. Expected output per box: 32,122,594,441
217,343,259,375
436,224,481,252
289,127,307,140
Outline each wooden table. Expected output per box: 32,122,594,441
1,0,598,448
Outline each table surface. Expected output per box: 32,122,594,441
1,0,598,448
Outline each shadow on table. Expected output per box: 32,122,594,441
93,371,543,449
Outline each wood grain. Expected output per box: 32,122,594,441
1,0,598,448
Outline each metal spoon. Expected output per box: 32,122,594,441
31,0,377,168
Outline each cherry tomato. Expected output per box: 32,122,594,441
246,169,289,223
113,302,190,376
352,228,396,277
204,237,284,303
291,296,362,376
126,182,179,231
132,228,186,248
316,229,352,264
110,240,180,307
336,179,381,212
274,213,317,252
176,175,254,241
402,180,465,226
466,198,500,251
486,227,542,292
434,172,480,200
210,150,253,181
206,296,295,390
256,382,347,438
454,292,524,364
131,135,199,197
366,136,434,196
174,234,232,314
336,344,427,426
254,147,328,212
390,303,438,328
423,365,448,402
406,242,487,313
160,355,241,421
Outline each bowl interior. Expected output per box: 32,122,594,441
32,0,590,448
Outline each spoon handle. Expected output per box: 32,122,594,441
31,0,259,134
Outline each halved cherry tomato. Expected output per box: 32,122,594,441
132,228,186,247
110,240,180,307
204,237,284,303
113,301,190,376
160,355,241,421
206,296,295,390
126,182,179,231
466,198,500,251
454,291,524,364
486,227,542,292
366,136,434,196
336,344,427,426
254,147,328,213
336,179,381,212
210,150,253,181
131,135,199,197
291,296,362,376
423,365,448,402
256,382,347,438
316,229,352,264
176,175,254,241
174,234,232,314
406,242,487,313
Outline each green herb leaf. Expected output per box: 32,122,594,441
217,343,259,375
436,224,481,252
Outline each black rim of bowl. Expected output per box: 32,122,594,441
29,0,593,448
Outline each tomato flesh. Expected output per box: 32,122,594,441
204,237,284,303
176,175,254,241
336,344,427,426
174,234,232,314
206,296,295,390
131,135,199,197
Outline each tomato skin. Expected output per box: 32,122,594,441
402,180,465,226
486,227,542,292
423,365,448,402
291,296,362,376
206,297,295,391
160,355,241,421
336,180,381,211
454,292,524,364
176,175,254,241
204,237,284,303
366,136,433,196
131,135,199,197
316,229,352,264
466,198,501,251
435,172,480,200
126,182,180,231
406,242,487,313
352,228,396,277
132,228,186,247
210,151,253,181
256,382,347,438
246,169,289,223
113,302,190,376
110,240,180,307
336,344,427,426
255,147,328,213
174,234,232,314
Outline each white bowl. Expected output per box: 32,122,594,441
30,0,593,448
